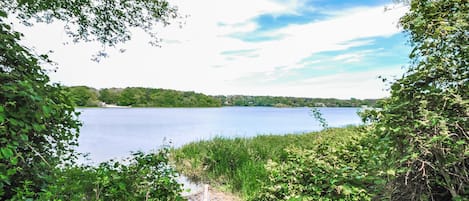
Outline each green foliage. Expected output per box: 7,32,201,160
67,86,222,107
69,86,379,108
0,0,179,57
116,87,222,107
364,0,469,200
41,148,185,201
217,95,378,108
96,87,222,107
98,88,121,105
67,86,100,107
172,126,371,199
0,16,81,199
252,127,388,201
310,108,328,129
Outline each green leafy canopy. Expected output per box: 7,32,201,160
1,0,179,45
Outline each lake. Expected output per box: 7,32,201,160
76,107,362,163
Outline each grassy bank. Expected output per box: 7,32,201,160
172,126,371,199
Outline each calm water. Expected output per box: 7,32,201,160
77,107,362,162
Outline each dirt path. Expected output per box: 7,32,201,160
184,185,241,201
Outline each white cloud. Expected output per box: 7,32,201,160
332,49,380,63
12,1,408,98
229,5,407,72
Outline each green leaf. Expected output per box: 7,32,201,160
386,169,396,176
1,148,14,159
9,118,19,126
33,123,44,132
0,10,7,18
10,157,18,165
6,168,16,176
20,134,28,141
118,182,126,190
42,105,51,116
0,106,4,123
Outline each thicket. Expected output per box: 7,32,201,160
364,0,468,200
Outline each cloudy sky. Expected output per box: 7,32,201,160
16,0,410,99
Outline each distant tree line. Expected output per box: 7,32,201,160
216,95,378,107
66,86,222,107
66,86,380,108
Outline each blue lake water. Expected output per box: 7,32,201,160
76,107,362,162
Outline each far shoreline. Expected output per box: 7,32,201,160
76,105,371,109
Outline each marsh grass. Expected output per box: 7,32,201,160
172,126,363,198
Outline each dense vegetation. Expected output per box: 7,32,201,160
68,86,100,107
67,86,378,108
1,17,81,199
44,148,184,201
67,86,222,107
364,0,468,199
216,95,378,107
174,0,468,200
172,126,377,200
0,0,185,200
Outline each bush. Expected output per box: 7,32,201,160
41,148,185,201
252,127,387,201
0,15,81,199
364,0,469,200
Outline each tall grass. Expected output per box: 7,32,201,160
171,126,364,198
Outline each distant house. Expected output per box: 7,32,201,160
314,102,326,107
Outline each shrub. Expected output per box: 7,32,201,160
363,0,469,200
41,148,185,201
252,127,386,201
0,16,81,199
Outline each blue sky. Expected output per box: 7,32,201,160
17,0,410,99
